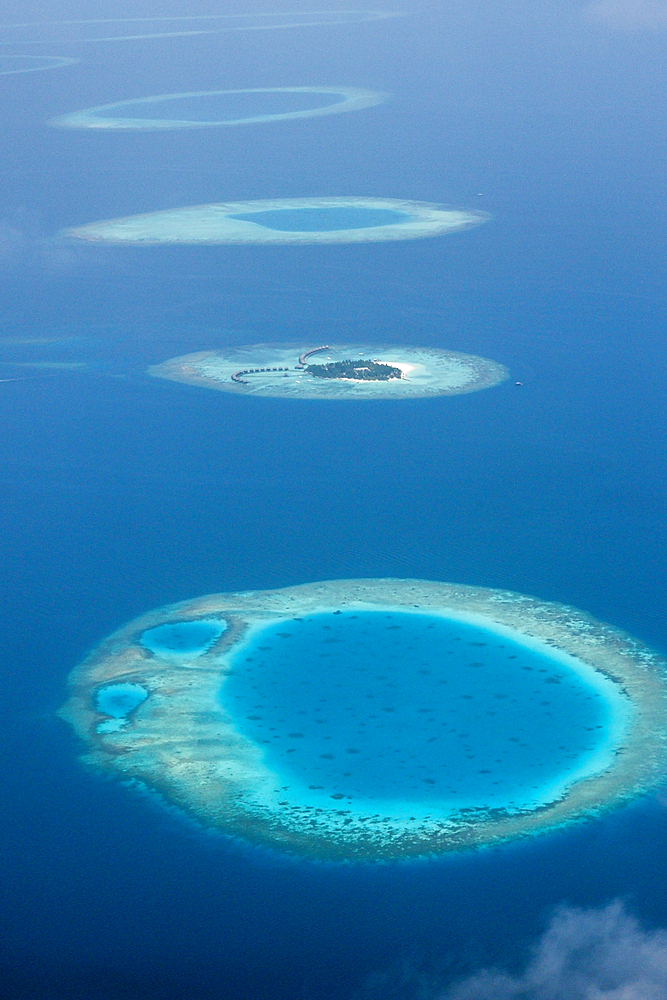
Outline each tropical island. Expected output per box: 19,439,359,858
59,578,667,862
306,358,402,380
149,343,509,400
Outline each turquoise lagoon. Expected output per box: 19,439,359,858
228,208,412,232
96,682,148,733
220,611,627,818
140,619,226,658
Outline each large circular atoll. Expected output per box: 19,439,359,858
0,11,401,45
63,198,488,246
0,54,77,75
50,87,386,131
59,579,667,861
148,343,508,400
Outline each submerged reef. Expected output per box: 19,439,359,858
60,579,667,861
63,198,487,245
0,12,401,45
50,87,386,130
0,55,77,75
148,343,508,400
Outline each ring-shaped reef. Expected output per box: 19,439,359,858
63,198,488,245
59,579,667,861
0,54,77,75
50,87,386,131
148,343,508,400
0,11,400,45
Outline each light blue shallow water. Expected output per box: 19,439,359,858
221,612,615,812
96,682,148,718
228,208,412,232
140,619,226,657
92,91,341,123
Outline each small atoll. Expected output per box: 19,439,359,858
50,87,386,131
149,343,508,400
59,579,667,862
62,197,487,246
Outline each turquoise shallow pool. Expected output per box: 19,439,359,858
141,619,226,657
228,208,413,232
92,91,341,122
220,611,619,814
96,682,148,732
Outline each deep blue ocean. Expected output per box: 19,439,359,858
1,2,667,998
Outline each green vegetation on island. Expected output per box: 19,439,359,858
306,358,402,380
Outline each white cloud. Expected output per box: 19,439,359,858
583,0,667,29
447,901,667,1000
